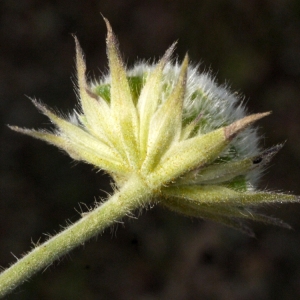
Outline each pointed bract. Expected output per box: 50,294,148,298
176,145,283,185
9,126,128,175
138,42,177,161
161,184,298,205
148,113,268,187
141,55,189,173
104,18,139,168
75,37,116,147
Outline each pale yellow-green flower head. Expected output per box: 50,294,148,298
11,18,298,235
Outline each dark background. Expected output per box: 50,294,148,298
1,1,300,299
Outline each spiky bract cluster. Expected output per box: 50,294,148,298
11,19,298,235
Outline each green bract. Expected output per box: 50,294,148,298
11,19,298,235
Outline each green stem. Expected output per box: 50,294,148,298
0,175,151,298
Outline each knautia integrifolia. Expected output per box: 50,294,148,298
1,18,298,297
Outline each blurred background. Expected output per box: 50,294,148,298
1,0,300,299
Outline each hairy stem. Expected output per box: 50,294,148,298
0,175,151,298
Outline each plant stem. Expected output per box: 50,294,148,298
0,175,151,298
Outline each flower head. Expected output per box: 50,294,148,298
10,18,298,235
